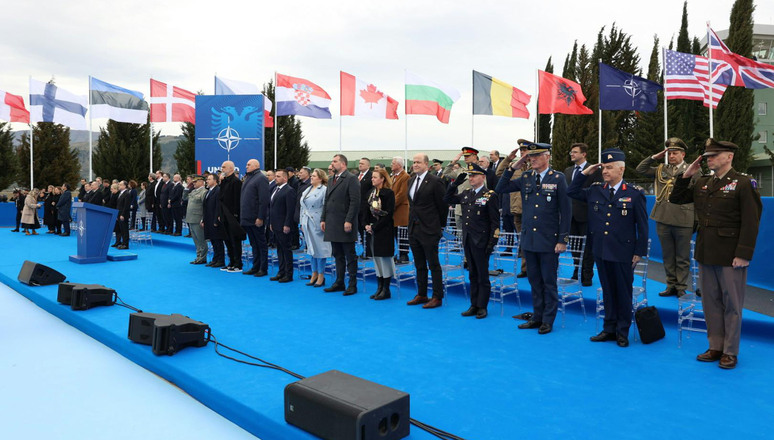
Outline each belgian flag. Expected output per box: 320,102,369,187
472,70,531,118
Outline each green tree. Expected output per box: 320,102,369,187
715,0,756,172
16,123,80,188
93,119,162,183
0,122,19,190
538,57,553,143
174,122,196,176
262,79,311,170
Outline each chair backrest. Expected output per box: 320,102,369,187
558,235,587,276
633,238,652,290
493,231,519,271
396,226,411,255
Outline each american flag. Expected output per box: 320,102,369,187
709,27,774,89
664,49,727,108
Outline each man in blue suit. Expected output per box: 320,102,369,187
269,169,297,283
496,142,571,334
56,183,73,236
568,148,648,347
169,174,184,236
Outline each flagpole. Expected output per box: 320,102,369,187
471,70,475,148
662,47,669,165
88,75,93,181
274,72,279,170
29,123,34,188
404,69,408,167
707,22,714,138
534,69,539,142
598,59,603,163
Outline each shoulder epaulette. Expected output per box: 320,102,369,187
591,181,604,186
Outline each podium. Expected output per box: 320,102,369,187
69,202,118,264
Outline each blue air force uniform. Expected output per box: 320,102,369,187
567,149,648,340
495,143,571,329
444,163,500,317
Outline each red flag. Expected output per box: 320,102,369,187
0,90,30,123
150,79,196,123
538,70,593,115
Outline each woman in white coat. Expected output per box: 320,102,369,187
299,168,332,287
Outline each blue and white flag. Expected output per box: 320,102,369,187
89,77,149,124
599,63,662,112
29,79,88,129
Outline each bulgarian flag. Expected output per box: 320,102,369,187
340,71,398,119
0,89,30,123
405,71,461,124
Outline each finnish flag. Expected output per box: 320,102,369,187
29,78,88,130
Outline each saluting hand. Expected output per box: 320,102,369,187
582,163,602,175
652,148,668,160
512,154,529,170
683,156,703,178
507,149,518,161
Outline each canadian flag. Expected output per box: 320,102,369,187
150,79,196,123
340,71,398,119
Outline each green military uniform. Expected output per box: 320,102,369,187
670,139,762,365
635,137,695,296
185,177,209,264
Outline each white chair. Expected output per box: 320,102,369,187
391,226,416,296
356,233,378,292
131,218,153,246
557,235,588,326
596,239,651,341
489,232,521,316
434,230,468,305
677,240,706,347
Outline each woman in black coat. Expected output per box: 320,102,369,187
44,185,58,233
364,168,396,300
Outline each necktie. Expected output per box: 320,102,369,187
609,187,615,199
359,173,364,181
536,173,541,187
333,174,338,185
574,166,581,179
410,176,420,199
271,186,279,201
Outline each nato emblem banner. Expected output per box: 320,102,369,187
195,95,264,175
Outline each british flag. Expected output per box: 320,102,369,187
709,27,774,89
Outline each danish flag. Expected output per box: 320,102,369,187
150,79,196,123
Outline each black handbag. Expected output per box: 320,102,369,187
635,306,665,344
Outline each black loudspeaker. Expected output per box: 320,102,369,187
57,283,115,310
18,260,66,286
128,312,209,355
285,370,410,440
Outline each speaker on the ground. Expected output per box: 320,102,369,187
70,284,115,310
127,312,209,355
285,370,410,440
128,312,171,345
18,260,66,286
57,282,79,304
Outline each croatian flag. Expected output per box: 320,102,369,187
275,73,332,119
150,79,196,123
214,75,274,127
0,89,30,123
29,78,88,129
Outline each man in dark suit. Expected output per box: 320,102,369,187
405,153,448,309
152,170,163,231
219,161,245,272
569,149,648,348
145,173,156,229
564,143,602,286
56,183,72,236
489,150,501,173
240,159,270,277
355,158,373,257
269,169,297,283
321,154,361,295
203,174,226,268
169,174,184,236
115,181,131,249
479,156,498,190
158,173,172,234
293,166,312,250
77,179,87,200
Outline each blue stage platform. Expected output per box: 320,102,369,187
1,229,773,439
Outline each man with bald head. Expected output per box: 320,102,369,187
240,159,270,276
219,160,246,272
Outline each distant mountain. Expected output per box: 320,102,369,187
11,130,183,177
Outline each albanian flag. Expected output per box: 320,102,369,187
538,70,593,115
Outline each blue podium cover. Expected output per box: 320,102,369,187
69,202,118,264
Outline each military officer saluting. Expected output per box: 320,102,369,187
568,148,648,348
636,137,695,297
670,139,762,369
444,162,500,319
496,141,571,335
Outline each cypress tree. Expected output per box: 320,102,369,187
262,80,311,171
0,122,19,190
174,122,196,176
715,0,756,172
16,123,80,188
93,119,162,183
538,57,554,143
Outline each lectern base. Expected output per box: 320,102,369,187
69,255,108,264
107,252,138,261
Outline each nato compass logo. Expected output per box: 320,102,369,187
77,219,86,236
198,106,262,160
606,78,642,106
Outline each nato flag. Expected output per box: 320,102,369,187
599,63,663,111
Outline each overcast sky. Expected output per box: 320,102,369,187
2,0,773,153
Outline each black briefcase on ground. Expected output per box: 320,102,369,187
635,306,665,344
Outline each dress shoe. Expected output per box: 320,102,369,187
324,283,346,292
189,260,198,264
475,308,488,319
117,245,128,250
658,288,677,297
184,233,192,238
210,261,225,268
590,331,617,342
278,277,293,283
719,354,738,369
538,323,552,334
518,320,542,329
696,349,723,362
313,279,326,287
59,233,70,237
11,229,19,232
270,274,284,281
243,267,259,275
407,295,430,306
581,280,593,287
676,290,686,298
461,306,478,317
374,290,391,300
617,334,629,347
423,298,442,309
343,284,357,296
193,260,207,265
253,270,267,277
516,272,528,278
111,243,119,248
173,233,182,236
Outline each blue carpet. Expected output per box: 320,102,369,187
1,230,772,439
